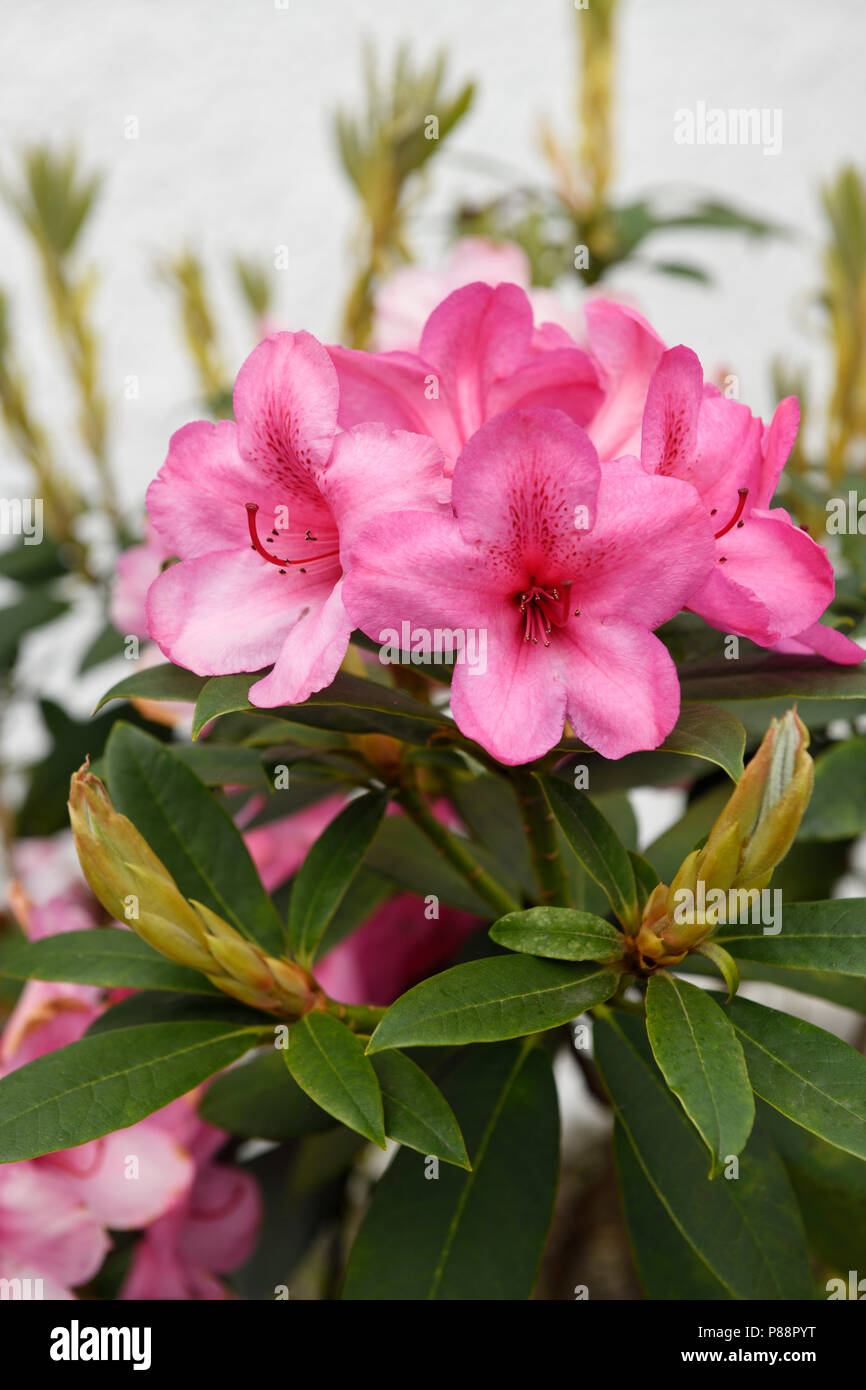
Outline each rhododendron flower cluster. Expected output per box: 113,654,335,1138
142,282,861,766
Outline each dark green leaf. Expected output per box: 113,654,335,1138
594,1010,812,1299
343,1042,558,1299
540,776,638,927
200,1048,335,1140
367,954,619,1051
106,723,284,955
724,994,866,1160
714,899,866,977
646,974,754,1174
489,906,623,962
799,737,866,840
0,1020,260,1162
284,1012,386,1148
95,661,208,711
371,1050,469,1168
288,790,388,966
0,929,220,994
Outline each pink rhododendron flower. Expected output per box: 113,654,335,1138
110,521,173,640
344,407,716,764
330,281,603,469
372,237,585,351
145,330,445,707
120,1105,260,1300
638,345,863,661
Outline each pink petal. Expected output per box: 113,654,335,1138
175,1163,261,1272
755,396,800,508
322,424,447,555
448,605,570,765
146,548,326,675
487,346,602,427
693,394,765,515
233,331,339,499
38,1126,195,1231
772,621,865,664
147,420,267,560
451,408,601,574
568,457,716,627
418,282,534,444
640,345,703,479
0,1163,109,1289
248,580,354,706
584,299,666,459
693,510,835,644
558,617,682,758
328,347,462,459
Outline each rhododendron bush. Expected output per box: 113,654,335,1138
2,8,866,1315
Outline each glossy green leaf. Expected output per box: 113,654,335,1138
715,899,866,976
540,776,638,927
799,737,866,840
594,1010,812,1299
199,1049,335,1140
192,669,456,745
85,991,263,1035
724,994,866,1160
371,1050,469,1168
95,661,208,711
288,790,388,965
343,1042,559,1299
367,954,619,1051
646,975,754,1175
614,1122,731,1300
654,703,745,781
285,1012,386,1148
0,929,220,994
0,1020,260,1162
489,906,623,962
106,722,284,955
679,655,866,703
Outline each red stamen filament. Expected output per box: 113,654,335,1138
519,584,572,646
246,503,339,568
713,488,749,540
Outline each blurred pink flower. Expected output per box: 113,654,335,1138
372,237,585,350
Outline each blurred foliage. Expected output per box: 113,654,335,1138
335,43,475,346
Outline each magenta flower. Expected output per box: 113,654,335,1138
638,345,863,660
145,331,445,707
343,407,715,764
330,280,603,469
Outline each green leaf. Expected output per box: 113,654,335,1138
170,742,269,790
724,994,866,1160
0,1020,260,1162
367,954,619,1051
192,669,457,745
715,898,866,977
799,737,866,840
0,929,221,994
342,1042,559,1299
692,941,740,1001
654,703,745,781
614,1122,731,1300
758,1101,866,1273
629,851,661,916
95,661,208,711
105,723,284,955
594,1010,812,1299
540,776,638,928
679,654,866,703
646,975,754,1175
371,1050,469,1168
489,907,623,962
284,1012,386,1148
199,1049,336,1140
288,790,388,966
86,991,262,1035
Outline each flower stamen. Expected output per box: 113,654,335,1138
713,488,749,540
245,503,339,569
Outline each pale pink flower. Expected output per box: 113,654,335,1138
146,331,445,707
372,237,585,350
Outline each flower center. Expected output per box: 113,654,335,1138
711,487,749,540
518,581,574,647
245,502,339,575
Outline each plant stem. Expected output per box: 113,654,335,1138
511,768,572,907
396,768,520,920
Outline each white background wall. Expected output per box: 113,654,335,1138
2,0,864,511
